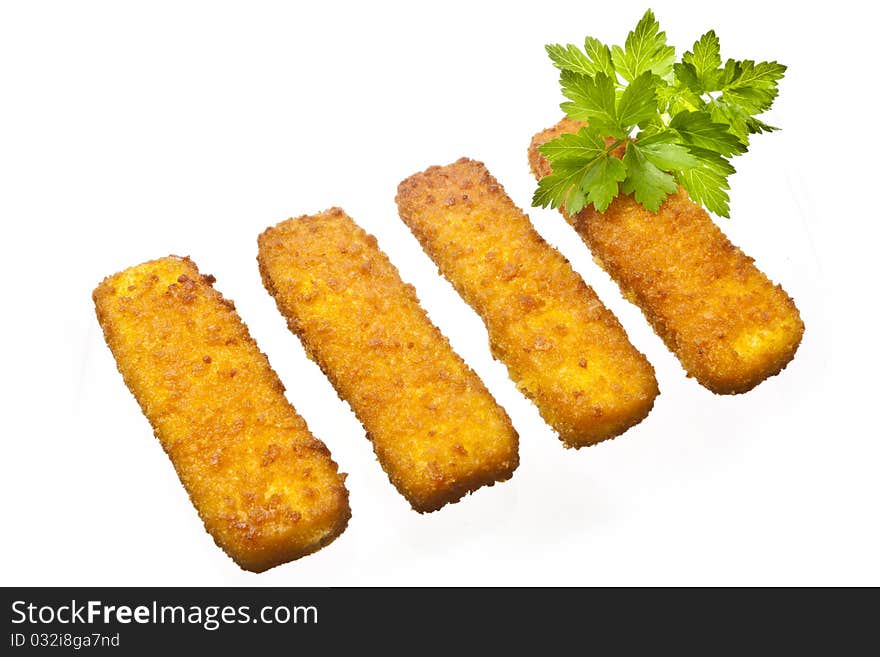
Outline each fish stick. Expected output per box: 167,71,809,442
257,209,518,512
396,159,659,447
529,118,804,394
93,256,350,572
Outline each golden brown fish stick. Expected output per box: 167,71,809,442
529,118,804,394
257,209,518,512
93,256,349,572
396,159,658,447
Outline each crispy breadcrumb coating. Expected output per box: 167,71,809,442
93,256,350,572
257,209,518,512
529,118,804,394
396,159,658,447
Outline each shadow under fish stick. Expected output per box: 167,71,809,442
396,158,658,448
93,256,350,572
529,118,804,394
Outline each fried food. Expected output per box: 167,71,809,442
93,256,350,572
257,209,518,512
396,158,659,447
529,118,804,394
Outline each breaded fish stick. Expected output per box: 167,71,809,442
529,118,804,394
93,256,349,572
258,209,518,512
396,159,658,447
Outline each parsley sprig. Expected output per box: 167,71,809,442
534,10,785,217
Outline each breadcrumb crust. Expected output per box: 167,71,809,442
529,118,804,394
258,209,519,512
93,256,350,572
396,159,659,447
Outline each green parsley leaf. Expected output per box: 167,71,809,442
636,134,702,170
683,30,721,85
546,38,615,77
611,9,676,82
537,126,608,162
534,126,626,214
617,71,658,127
533,157,590,212
673,61,702,93
730,60,786,95
546,43,598,76
535,127,611,212
584,37,615,77
676,147,736,217
534,10,784,217
621,142,678,212
670,110,746,157
656,78,703,117
581,155,627,212
707,97,778,142
559,71,624,138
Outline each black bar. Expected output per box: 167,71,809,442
1,587,873,651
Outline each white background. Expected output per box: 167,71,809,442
1,1,875,586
